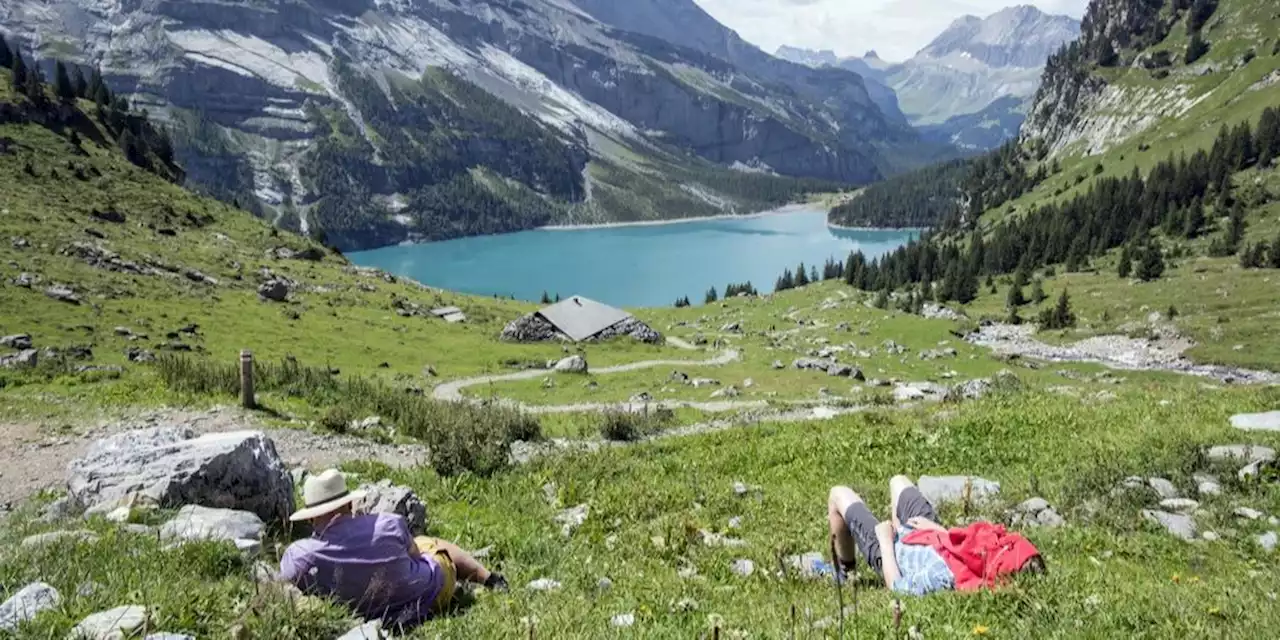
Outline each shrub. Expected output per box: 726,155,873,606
319,405,353,434
599,409,667,442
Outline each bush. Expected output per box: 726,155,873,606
599,409,667,442
156,355,541,476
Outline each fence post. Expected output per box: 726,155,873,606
240,349,256,409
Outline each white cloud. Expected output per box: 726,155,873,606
692,0,1090,62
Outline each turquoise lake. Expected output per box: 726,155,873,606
347,206,917,308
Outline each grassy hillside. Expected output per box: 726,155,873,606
3,17,1280,639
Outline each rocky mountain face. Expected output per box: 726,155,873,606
777,5,1080,151
0,0,926,250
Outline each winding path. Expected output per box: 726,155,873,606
432,348,771,413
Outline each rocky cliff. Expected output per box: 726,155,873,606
0,0,923,250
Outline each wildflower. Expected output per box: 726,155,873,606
973,624,990,635
1171,574,1181,583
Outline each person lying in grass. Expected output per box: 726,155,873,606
827,475,1044,595
278,469,508,626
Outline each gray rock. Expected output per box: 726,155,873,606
1201,531,1220,542
1159,498,1199,513
335,620,384,640
1142,510,1196,540
355,480,427,533
669,371,689,383
553,355,588,374
596,577,613,591
699,529,747,548
554,503,590,537
893,385,926,402
827,364,855,377
720,322,741,332
690,378,720,387
0,334,32,349
0,349,38,369
38,496,77,523
1239,460,1268,482
1035,508,1066,528
144,635,195,640
1208,444,1277,463
771,360,784,370
257,279,291,302
160,505,264,543
0,582,61,632
1230,412,1280,432
44,285,81,305
69,605,148,640
1234,507,1264,520
1197,481,1223,497
1258,531,1278,553
709,385,740,398
730,558,755,577
918,475,1000,505
610,613,636,628
526,578,561,592
21,530,100,548
1147,478,1179,499
1017,497,1050,513
629,392,652,403
67,427,293,523
786,552,828,579
673,598,699,612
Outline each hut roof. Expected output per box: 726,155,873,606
537,296,631,342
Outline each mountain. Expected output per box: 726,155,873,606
777,5,1080,151
0,0,927,251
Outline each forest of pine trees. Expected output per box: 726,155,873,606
0,35,180,183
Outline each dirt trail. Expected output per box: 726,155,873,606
431,349,744,405
968,324,1280,384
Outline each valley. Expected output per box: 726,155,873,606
2,0,1280,638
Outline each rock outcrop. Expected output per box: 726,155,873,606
67,427,294,523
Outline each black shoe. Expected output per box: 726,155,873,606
483,573,509,593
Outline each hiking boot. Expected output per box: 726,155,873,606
483,573,509,592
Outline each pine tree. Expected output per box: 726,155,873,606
1185,32,1209,64
0,33,12,70
810,265,819,284
1182,200,1205,238
1030,278,1047,304
1257,107,1279,168
1038,289,1076,330
1006,281,1026,308
795,263,809,287
1136,241,1166,281
540,291,551,304
1096,38,1118,66
705,286,718,304
873,288,889,309
1117,244,1133,278
1239,243,1266,269
555,293,561,303
71,65,88,99
54,61,75,101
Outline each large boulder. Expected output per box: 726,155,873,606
67,427,293,524
0,582,61,632
354,480,428,534
553,355,588,374
918,475,1001,505
1231,411,1280,432
159,505,265,544
68,605,148,640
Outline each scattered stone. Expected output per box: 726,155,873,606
526,578,561,592
90,208,126,224
10,272,39,288
673,598,699,613
771,360,784,370
21,530,100,548
742,378,754,388
0,334,31,349
918,476,1000,505
1147,478,1179,499
727,516,742,529
1239,460,1268,482
629,392,652,403
1017,497,1050,513
699,530,747,548
596,577,613,592
709,385,740,399
1142,510,1196,540
125,347,156,363
335,620,383,640
160,505,264,549
1258,531,1278,553
730,558,755,577
38,497,76,523
67,427,294,523
68,605,148,640
44,284,81,305
355,480,427,533
1207,444,1277,464
554,504,590,537
0,349,37,369
553,355,588,374
1197,479,1223,497
611,613,635,628
257,279,291,302
827,364,856,377
893,385,926,402
669,371,689,383
785,552,829,579
1036,508,1067,528
1231,412,1280,432
1202,531,1220,542
0,582,61,632
1159,498,1199,513
721,322,742,333
1234,507,1264,520
690,378,720,388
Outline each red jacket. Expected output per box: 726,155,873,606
901,522,1041,591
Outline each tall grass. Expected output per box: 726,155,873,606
155,355,541,476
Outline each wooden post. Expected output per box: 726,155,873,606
240,349,256,409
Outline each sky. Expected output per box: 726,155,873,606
692,0,1090,62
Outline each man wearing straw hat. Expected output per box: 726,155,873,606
278,469,507,625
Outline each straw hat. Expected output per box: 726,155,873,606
289,469,366,521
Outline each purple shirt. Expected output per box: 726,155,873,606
279,513,443,623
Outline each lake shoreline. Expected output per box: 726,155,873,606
826,220,931,232
538,202,815,231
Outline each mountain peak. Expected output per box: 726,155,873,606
918,4,1081,68
864,50,880,59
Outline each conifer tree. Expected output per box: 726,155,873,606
795,263,809,287
1185,32,1209,64
1038,289,1076,329
705,286,718,304
1256,107,1279,167
1270,233,1280,269
540,291,551,304
71,65,87,98
1136,241,1166,281
54,60,75,101
810,265,819,284
1030,278,1046,304
1006,281,1026,308
873,288,889,309
1239,243,1266,269
11,52,27,92
1117,244,1133,278
555,293,561,303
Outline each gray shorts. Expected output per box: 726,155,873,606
843,487,939,576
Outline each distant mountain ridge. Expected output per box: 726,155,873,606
776,5,1081,151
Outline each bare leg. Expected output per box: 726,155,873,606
432,539,492,584
828,486,863,566
888,475,915,530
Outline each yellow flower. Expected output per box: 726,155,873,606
1208,606,1221,616
1190,576,1200,583
973,624,990,636
1171,574,1181,583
